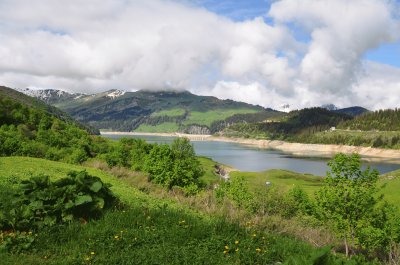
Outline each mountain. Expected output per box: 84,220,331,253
321,104,338,111
0,86,104,162
0,86,99,135
19,88,283,134
222,107,352,139
321,104,368,117
334,106,369,117
16,87,86,105
337,108,400,131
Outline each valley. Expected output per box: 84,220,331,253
1,86,400,264
2,1,400,264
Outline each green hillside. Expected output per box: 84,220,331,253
0,86,99,135
0,157,352,264
222,107,351,140
304,109,400,148
53,90,282,133
0,87,105,163
220,107,400,149
338,108,400,131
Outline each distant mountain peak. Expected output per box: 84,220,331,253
104,89,125,99
321,104,338,111
16,88,86,105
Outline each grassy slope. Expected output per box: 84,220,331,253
133,108,261,133
151,108,186,117
381,170,400,205
0,157,331,265
230,170,324,196
230,168,400,205
183,109,259,127
134,122,180,133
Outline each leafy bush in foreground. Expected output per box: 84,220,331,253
0,171,118,231
316,153,400,260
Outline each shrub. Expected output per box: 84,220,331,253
0,171,118,231
144,138,203,190
315,153,391,257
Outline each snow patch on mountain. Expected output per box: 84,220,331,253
106,89,125,99
16,88,86,104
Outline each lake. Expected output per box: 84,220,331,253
103,134,400,176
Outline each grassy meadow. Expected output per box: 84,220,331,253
134,122,180,133
229,167,400,206
0,156,356,265
183,109,259,127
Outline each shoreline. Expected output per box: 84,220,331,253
100,131,400,163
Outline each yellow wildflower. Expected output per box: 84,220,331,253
114,235,119,240
256,248,261,252
90,252,95,255
223,250,228,254
224,245,229,250
235,240,239,245
235,248,239,252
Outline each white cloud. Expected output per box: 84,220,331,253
269,0,399,94
350,61,400,110
0,0,399,110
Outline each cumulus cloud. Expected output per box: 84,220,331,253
0,0,399,109
269,0,399,95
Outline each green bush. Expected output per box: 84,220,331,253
144,138,203,190
0,171,118,231
216,176,256,212
315,153,400,259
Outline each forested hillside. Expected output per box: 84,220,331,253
222,107,351,140
333,106,369,117
0,87,104,163
0,86,99,135
338,108,400,131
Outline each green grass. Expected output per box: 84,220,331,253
230,169,324,196
151,108,185,117
0,157,349,264
197,156,220,186
134,122,180,133
229,167,400,206
0,156,142,204
184,109,258,127
381,170,400,205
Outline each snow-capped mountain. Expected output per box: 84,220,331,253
106,89,125,99
16,88,86,105
16,88,126,105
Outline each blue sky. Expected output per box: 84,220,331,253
191,0,272,21
193,0,400,68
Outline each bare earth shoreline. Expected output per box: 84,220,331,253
101,131,400,164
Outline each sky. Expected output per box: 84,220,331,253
0,0,399,111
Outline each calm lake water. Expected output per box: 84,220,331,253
103,134,400,176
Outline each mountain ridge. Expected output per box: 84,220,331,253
16,88,280,133
14,87,370,134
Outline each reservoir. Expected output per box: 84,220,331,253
103,134,400,176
